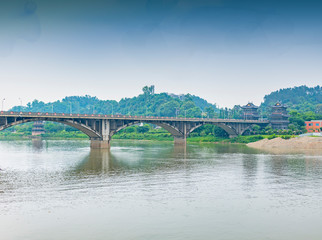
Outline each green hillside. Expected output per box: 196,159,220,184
11,86,218,118
260,85,322,114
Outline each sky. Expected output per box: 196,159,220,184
0,0,321,110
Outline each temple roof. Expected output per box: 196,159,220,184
271,102,287,108
241,102,258,109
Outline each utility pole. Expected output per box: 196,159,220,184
110,102,114,115
69,102,72,114
1,98,5,111
19,98,22,111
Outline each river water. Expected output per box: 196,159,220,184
0,139,322,240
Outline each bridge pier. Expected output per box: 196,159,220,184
91,119,111,149
174,136,186,145
90,119,111,149
90,139,110,149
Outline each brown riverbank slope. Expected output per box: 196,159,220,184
247,136,322,154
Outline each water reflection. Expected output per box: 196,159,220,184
75,149,112,172
73,142,263,176
190,143,262,155
172,144,187,159
265,155,308,178
74,143,187,173
32,138,44,151
242,154,259,184
253,147,322,155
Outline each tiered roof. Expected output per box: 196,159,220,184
241,102,259,109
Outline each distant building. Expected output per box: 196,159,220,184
166,93,185,100
305,120,322,133
241,103,259,120
32,121,45,136
270,102,289,129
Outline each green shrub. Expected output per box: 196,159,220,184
267,134,276,140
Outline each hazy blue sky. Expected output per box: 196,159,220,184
0,0,321,109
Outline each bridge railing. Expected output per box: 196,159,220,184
0,111,269,123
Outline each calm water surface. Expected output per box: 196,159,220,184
0,139,322,240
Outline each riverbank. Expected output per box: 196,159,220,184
0,132,88,140
247,136,322,154
0,131,296,144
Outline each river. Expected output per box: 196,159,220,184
0,139,322,240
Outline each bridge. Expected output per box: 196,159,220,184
0,111,269,148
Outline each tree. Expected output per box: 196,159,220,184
142,86,149,95
159,100,179,117
181,101,195,112
149,85,155,95
288,124,296,131
124,126,136,133
316,104,322,114
251,124,261,134
231,105,243,119
205,107,215,118
142,85,155,96
137,125,150,133
187,107,202,118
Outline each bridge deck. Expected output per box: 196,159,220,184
0,111,269,124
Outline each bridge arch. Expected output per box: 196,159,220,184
110,121,184,138
240,125,253,136
187,122,238,138
0,118,102,139
110,120,140,137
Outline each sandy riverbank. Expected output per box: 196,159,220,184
247,136,322,154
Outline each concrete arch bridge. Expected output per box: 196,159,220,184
0,111,269,148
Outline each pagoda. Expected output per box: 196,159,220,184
241,102,259,120
270,102,289,129
32,121,45,136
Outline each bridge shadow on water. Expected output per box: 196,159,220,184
72,141,262,174
73,144,188,174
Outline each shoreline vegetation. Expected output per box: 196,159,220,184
0,130,297,144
